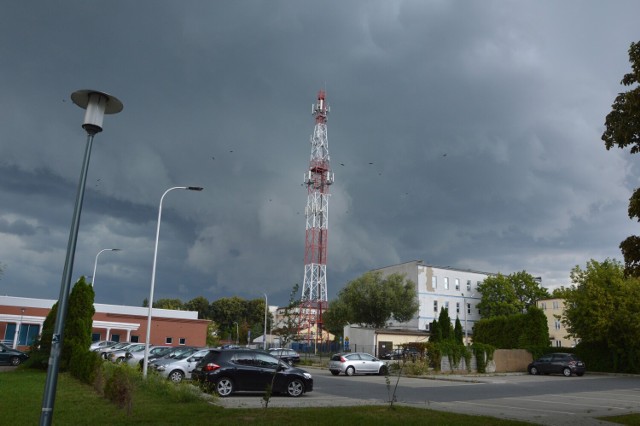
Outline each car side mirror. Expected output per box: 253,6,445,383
277,364,287,371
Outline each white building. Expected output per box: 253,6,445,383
373,260,493,342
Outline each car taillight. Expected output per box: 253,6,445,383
204,363,220,372
340,356,347,363
568,361,576,367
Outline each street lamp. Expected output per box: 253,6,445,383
92,248,121,288
263,293,268,350
461,293,468,345
233,321,239,345
142,186,203,378
41,90,122,426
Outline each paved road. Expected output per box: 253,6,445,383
214,368,640,426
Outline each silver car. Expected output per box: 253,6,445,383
152,348,208,383
328,352,388,376
108,343,146,363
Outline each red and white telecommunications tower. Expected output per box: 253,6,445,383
299,90,333,344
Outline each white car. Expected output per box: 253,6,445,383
107,343,146,363
328,352,388,376
125,345,172,367
152,348,208,383
90,340,116,351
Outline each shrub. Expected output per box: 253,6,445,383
104,365,134,414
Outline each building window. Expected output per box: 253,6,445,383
179,338,186,345
131,335,139,343
166,337,173,345
456,302,460,314
540,302,546,310
455,278,460,291
444,277,449,290
467,303,471,315
466,280,471,291
432,276,437,289
111,334,120,342
555,320,561,330
91,333,101,342
4,323,40,346
433,301,438,312
553,301,560,309
555,340,562,347
444,301,449,310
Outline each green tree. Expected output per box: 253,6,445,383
329,271,419,329
454,317,464,345
438,307,453,341
184,296,211,319
61,277,95,369
562,259,640,372
322,297,349,339
602,41,640,277
153,298,184,310
477,271,548,319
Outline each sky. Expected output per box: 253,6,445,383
1,1,639,309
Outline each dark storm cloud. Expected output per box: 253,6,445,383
1,1,639,306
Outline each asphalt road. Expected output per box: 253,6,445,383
215,368,640,426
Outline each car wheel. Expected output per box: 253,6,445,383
345,366,355,376
286,379,304,397
330,370,340,376
215,377,234,397
169,370,185,383
529,366,538,375
10,356,21,366
378,365,389,376
562,367,572,377
116,357,125,363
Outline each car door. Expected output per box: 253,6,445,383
230,352,260,391
358,353,378,373
550,354,569,374
536,355,553,374
254,352,281,391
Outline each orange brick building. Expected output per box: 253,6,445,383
0,295,210,351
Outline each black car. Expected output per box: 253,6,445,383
528,353,586,377
268,348,301,365
0,343,29,366
191,349,313,397
381,347,421,361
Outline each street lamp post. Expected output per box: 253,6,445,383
142,186,203,378
461,293,468,345
263,293,268,350
233,321,239,345
92,248,121,288
40,90,122,426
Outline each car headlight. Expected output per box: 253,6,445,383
303,373,312,380
156,365,165,371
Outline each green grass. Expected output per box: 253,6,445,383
0,368,535,425
598,413,640,425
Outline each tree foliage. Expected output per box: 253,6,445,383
477,271,549,319
184,296,210,319
473,307,549,349
562,259,640,372
327,271,419,329
602,41,640,277
209,296,271,343
61,277,95,369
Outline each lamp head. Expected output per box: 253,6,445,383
71,90,123,135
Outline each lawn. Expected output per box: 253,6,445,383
1,368,637,425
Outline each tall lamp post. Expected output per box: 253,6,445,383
40,90,122,426
461,293,468,345
92,248,121,287
142,186,203,378
263,293,268,350
233,321,239,345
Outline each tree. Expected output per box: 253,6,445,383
328,271,419,329
562,259,640,372
153,298,184,310
602,41,640,277
61,277,95,369
477,271,549,319
185,296,211,319
454,317,464,345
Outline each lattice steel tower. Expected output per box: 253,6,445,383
300,90,333,338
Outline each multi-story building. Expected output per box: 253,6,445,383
537,297,577,348
373,260,493,343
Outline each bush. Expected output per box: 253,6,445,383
403,359,430,375
103,365,134,413
69,349,102,385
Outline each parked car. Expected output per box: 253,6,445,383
96,342,135,359
528,353,586,377
328,352,388,376
268,348,300,365
126,345,172,367
0,343,29,366
381,347,421,361
89,340,117,351
191,348,313,397
108,343,145,363
152,348,209,383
